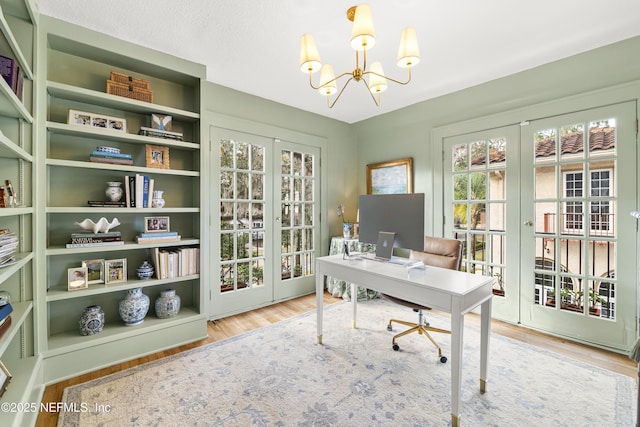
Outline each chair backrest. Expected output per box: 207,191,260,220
409,236,462,271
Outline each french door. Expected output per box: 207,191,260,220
210,127,320,318
444,102,637,351
520,102,636,351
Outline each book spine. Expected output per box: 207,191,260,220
124,175,131,207
70,232,121,238
148,178,154,206
0,303,13,322
135,237,181,244
142,175,150,208
89,157,134,165
91,151,133,159
0,56,17,92
70,237,122,244
66,241,125,248
135,174,143,209
129,175,136,207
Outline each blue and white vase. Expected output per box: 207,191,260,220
136,261,154,280
79,305,104,336
342,223,353,239
119,288,150,326
155,289,181,319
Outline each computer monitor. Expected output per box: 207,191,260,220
358,193,425,252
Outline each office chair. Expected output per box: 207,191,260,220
384,236,463,363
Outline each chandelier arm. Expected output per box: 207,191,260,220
361,78,381,107
363,67,413,85
327,76,355,108
308,70,354,90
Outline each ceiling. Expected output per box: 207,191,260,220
38,0,640,124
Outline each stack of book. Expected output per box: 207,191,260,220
0,301,12,340
89,146,133,165
153,246,199,279
0,55,24,101
136,231,181,244
124,174,155,208
0,230,18,266
138,127,183,141
66,231,124,248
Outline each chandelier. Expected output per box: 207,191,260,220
299,4,420,108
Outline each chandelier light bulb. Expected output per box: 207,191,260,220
299,34,322,73
318,64,337,96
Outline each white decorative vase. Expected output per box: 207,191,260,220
151,190,165,208
118,288,150,326
155,289,181,319
105,181,123,202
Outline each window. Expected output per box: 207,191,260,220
563,169,611,234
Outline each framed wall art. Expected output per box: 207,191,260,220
82,259,105,285
105,259,127,284
67,267,89,291
366,157,413,194
145,144,170,169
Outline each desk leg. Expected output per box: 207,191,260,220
351,282,357,329
316,273,324,344
480,297,492,393
450,302,464,427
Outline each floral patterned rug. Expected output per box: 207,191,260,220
58,299,635,426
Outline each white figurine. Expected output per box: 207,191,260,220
75,217,121,233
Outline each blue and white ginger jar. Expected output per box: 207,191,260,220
155,289,181,319
79,305,105,336
119,288,150,326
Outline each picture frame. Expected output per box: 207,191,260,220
0,361,11,398
144,216,170,233
67,267,89,291
145,144,170,169
68,109,126,133
82,259,105,285
366,157,413,194
105,259,127,284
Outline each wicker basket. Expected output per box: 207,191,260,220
109,71,150,89
106,80,154,103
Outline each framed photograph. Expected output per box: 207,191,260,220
105,259,127,284
0,361,11,398
366,157,413,194
67,267,89,291
82,259,105,285
145,144,170,169
68,109,126,133
151,114,172,131
144,216,170,233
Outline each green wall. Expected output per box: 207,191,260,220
202,36,639,242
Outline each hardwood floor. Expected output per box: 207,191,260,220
36,292,636,426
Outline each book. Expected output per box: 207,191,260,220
0,55,18,93
0,303,13,323
129,175,136,207
124,175,131,207
138,231,178,238
138,126,184,140
65,241,125,248
135,235,181,244
70,231,122,238
135,174,144,209
69,236,122,244
91,150,132,159
89,156,134,165
0,316,11,340
142,175,150,208
88,201,127,207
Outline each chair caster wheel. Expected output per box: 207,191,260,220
440,356,447,363
387,324,393,331
392,343,400,351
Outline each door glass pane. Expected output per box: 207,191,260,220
280,149,316,282
450,137,507,297
533,118,618,319
219,139,267,293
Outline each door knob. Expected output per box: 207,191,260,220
523,220,533,226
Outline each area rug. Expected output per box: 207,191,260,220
58,299,636,426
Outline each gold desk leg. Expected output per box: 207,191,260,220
317,335,322,345
480,379,487,394
451,413,460,427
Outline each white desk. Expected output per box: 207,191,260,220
315,254,494,427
